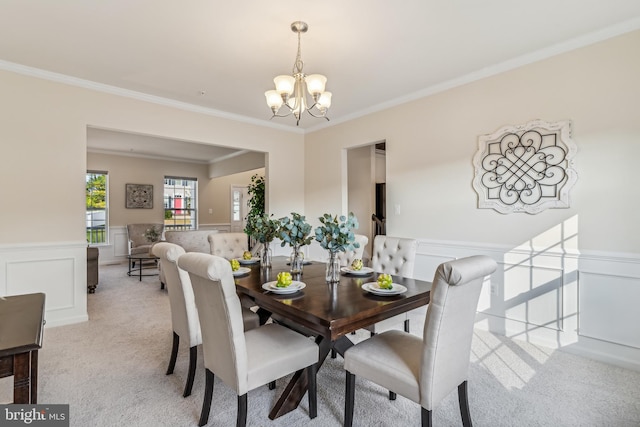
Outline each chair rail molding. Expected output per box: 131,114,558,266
472,119,578,214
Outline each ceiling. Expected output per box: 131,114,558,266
2,1,640,161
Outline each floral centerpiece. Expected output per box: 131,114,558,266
245,213,280,267
315,212,359,283
279,212,313,274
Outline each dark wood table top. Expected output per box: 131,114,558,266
0,293,46,357
234,257,431,341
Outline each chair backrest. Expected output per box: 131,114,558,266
370,235,417,278
164,229,218,253
208,232,248,259
152,242,201,347
337,234,369,267
126,223,164,247
177,252,249,394
419,255,497,409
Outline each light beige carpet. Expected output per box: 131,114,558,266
3,263,639,426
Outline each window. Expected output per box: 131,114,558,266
86,171,108,244
164,177,197,230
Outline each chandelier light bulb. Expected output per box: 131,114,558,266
305,74,327,96
265,90,283,111
274,75,295,96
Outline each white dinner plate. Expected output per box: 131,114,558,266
362,282,407,296
341,266,374,276
262,280,306,294
238,257,260,265
232,267,251,276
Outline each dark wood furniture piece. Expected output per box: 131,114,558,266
127,254,159,281
0,292,46,404
234,257,431,420
87,246,99,293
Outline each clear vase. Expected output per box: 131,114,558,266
260,243,272,268
290,245,304,274
326,251,341,283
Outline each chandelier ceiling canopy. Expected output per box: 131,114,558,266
264,21,331,126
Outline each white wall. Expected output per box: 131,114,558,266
0,69,303,326
304,31,640,369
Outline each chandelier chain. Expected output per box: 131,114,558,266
293,30,304,75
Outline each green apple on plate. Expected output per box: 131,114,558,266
230,259,240,271
351,259,363,271
243,251,253,260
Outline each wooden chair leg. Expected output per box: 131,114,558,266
166,331,179,375
421,407,432,427
183,345,197,397
308,363,317,419
458,380,472,427
389,391,397,400
331,348,337,359
345,371,355,427
268,380,276,390
198,369,214,427
237,393,247,427
404,318,410,333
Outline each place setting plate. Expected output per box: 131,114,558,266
262,280,306,294
232,267,251,277
362,282,407,296
238,257,260,265
341,266,374,276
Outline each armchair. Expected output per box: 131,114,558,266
126,223,164,263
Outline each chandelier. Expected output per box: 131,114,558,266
264,21,331,126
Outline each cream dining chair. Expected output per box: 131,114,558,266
337,234,369,267
343,255,497,427
208,232,248,259
152,243,259,398
177,252,319,427
368,235,418,335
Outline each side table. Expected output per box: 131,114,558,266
0,292,46,403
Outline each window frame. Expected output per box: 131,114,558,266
86,170,109,246
164,176,198,231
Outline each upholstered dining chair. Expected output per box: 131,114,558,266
207,232,248,260
343,255,497,427
368,235,418,334
177,252,319,427
152,243,260,398
337,234,369,267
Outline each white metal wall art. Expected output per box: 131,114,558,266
472,120,577,214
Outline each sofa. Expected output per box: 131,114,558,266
87,246,99,293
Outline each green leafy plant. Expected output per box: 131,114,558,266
315,212,359,253
246,213,280,244
279,212,314,247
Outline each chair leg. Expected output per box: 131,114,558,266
183,345,197,397
166,332,179,375
237,393,247,427
389,391,396,400
458,380,473,427
198,369,214,427
331,348,337,359
421,407,432,427
345,370,355,427
308,364,317,419
268,380,276,390
404,318,410,333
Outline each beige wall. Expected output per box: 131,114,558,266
0,70,304,245
203,168,264,224
305,30,640,255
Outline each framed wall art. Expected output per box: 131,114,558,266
126,183,153,209
472,119,578,214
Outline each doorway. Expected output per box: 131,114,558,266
230,185,249,232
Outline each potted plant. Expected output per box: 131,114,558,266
246,213,280,267
279,212,313,274
315,212,359,283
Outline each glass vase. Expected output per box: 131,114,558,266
325,251,341,283
290,245,304,274
260,243,272,268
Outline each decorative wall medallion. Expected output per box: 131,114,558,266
472,120,577,214
126,184,153,209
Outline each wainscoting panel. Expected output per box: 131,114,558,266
579,271,640,349
0,241,88,327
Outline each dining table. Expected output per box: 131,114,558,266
233,255,432,420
